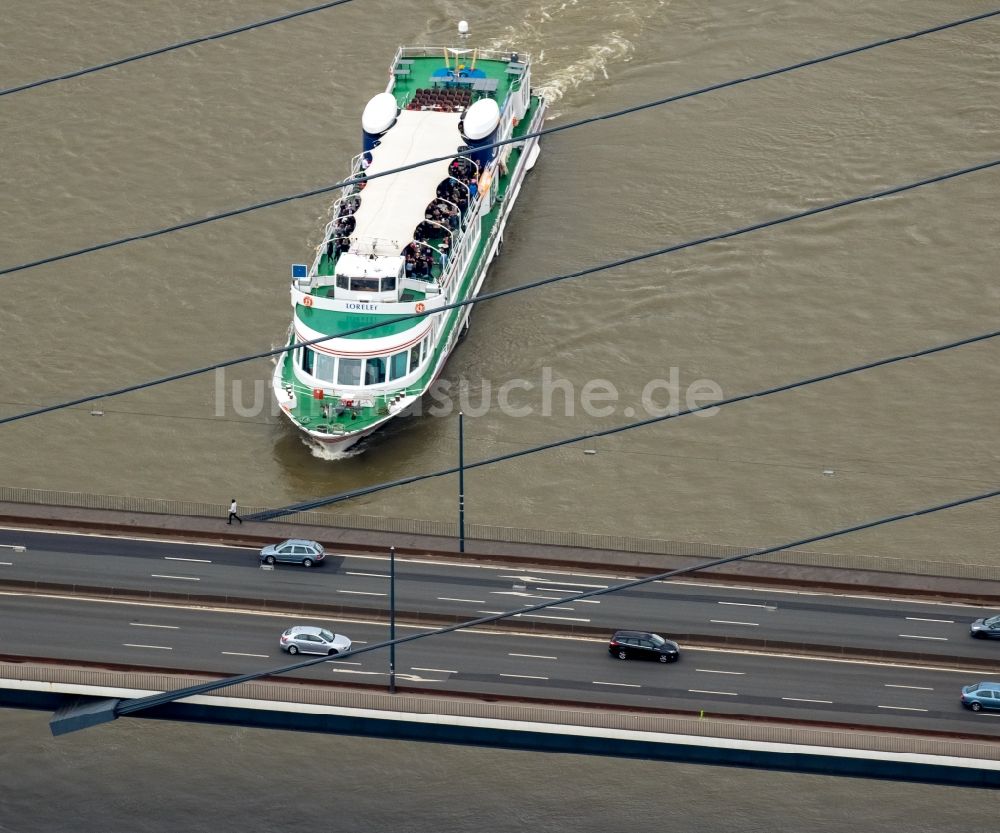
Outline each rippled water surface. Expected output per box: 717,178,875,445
1,0,998,561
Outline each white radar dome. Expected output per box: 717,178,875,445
362,92,398,135
462,98,500,141
458,21,470,35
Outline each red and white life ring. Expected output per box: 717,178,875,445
415,302,426,313
303,296,314,307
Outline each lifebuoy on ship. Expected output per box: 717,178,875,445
303,296,314,307
415,302,426,313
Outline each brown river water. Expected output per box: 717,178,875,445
1,2,999,827
1,0,998,562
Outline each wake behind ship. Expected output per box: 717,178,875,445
272,39,546,456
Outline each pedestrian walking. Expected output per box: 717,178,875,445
227,498,243,525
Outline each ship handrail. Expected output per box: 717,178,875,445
397,46,530,65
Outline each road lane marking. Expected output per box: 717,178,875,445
782,697,833,704
500,673,549,680
0,544,26,552
718,601,770,608
164,556,212,563
898,634,948,641
411,667,457,674
593,681,641,688
885,684,934,691
150,574,200,581
535,585,608,594
509,653,557,660
905,617,954,624
346,571,389,578
517,614,590,623
327,660,363,665
336,590,386,597
501,576,608,589
0,562,12,566
222,652,269,658
491,591,560,600
688,689,738,696
123,643,172,650
878,705,928,712
546,606,575,611
710,619,759,626
696,669,745,675
130,622,180,629
329,668,384,676
438,597,486,603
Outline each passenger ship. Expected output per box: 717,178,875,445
272,36,546,455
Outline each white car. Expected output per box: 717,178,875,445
279,626,352,656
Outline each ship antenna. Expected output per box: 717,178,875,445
457,20,470,40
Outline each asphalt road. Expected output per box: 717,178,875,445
1,528,998,663
1,592,998,736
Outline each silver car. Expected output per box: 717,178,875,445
260,539,326,567
279,625,352,656
970,615,1000,639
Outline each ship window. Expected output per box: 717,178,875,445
351,276,380,292
382,275,397,291
302,348,314,374
314,352,336,383
409,343,421,373
389,350,408,381
336,273,349,290
338,358,362,386
365,356,386,385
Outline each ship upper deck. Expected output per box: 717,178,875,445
387,47,529,111
350,109,461,250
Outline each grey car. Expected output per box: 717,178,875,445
279,626,352,656
260,539,325,567
970,615,1000,639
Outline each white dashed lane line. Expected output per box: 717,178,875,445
593,681,641,688
696,669,745,675
411,667,457,674
438,597,486,604
885,684,933,691
123,643,172,650
905,617,954,624
688,689,738,696
346,572,388,579
878,705,928,712
718,601,770,608
150,574,200,581
782,697,833,704
130,622,180,629
336,590,386,597
500,674,549,680
222,652,269,658
509,653,557,660
898,634,948,641
0,562,12,566
164,556,212,563
710,620,759,627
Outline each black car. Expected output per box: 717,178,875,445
609,630,680,663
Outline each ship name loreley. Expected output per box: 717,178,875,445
272,35,546,455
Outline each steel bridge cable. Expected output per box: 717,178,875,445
3,9,999,276
0,0,358,97
1,157,996,428
248,328,1000,520
99,485,999,725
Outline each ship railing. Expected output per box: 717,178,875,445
397,46,529,65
